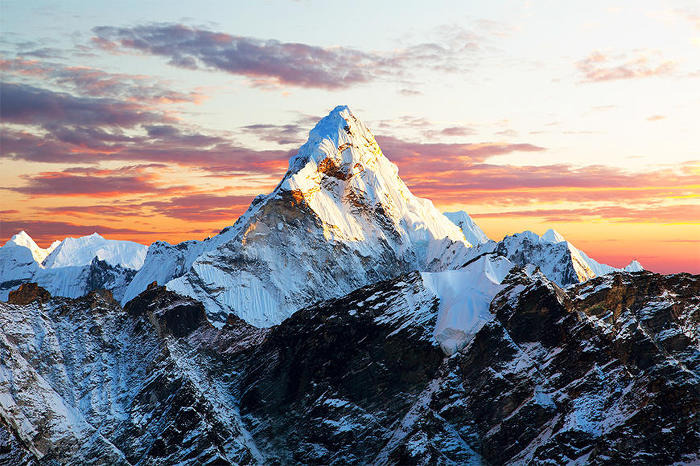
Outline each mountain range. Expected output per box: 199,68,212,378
0,106,696,464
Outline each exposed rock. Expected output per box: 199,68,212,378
0,270,697,464
123,282,211,338
7,283,51,305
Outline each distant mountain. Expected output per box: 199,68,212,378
5,231,60,264
495,229,643,287
42,232,146,270
0,232,146,301
444,210,490,245
124,105,475,326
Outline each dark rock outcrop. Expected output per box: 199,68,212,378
7,283,51,305
124,282,210,338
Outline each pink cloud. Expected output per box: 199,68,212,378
577,50,675,82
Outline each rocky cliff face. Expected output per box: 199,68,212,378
1,269,696,464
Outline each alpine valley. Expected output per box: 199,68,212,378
0,107,697,465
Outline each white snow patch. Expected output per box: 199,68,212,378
422,255,513,355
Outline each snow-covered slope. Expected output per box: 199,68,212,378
422,254,513,355
496,228,643,287
126,105,474,326
444,211,490,245
0,234,42,295
0,232,146,301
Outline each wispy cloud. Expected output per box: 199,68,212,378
1,82,164,127
92,23,481,89
471,204,700,224
6,166,188,197
0,220,160,246
576,50,675,82
141,193,256,222
0,57,204,104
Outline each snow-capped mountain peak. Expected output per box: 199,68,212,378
624,259,644,272
541,228,566,244
7,231,37,249
284,105,378,180
132,105,475,326
42,233,147,270
496,229,644,287
276,105,468,251
444,211,491,245
5,231,58,264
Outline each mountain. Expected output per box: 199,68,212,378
41,232,146,269
0,106,692,465
1,266,696,464
444,210,490,245
124,105,474,326
0,233,44,297
4,231,60,264
495,228,644,287
0,232,146,301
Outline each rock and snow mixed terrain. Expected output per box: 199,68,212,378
0,267,696,464
1,105,693,465
494,229,643,287
0,232,146,301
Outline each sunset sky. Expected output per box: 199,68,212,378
1,0,699,273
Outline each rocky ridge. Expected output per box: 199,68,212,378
0,268,696,464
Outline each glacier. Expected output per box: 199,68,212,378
422,254,513,355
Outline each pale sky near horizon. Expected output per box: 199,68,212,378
1,0,699,273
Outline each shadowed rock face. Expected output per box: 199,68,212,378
0,270,697,464
124,282,210,338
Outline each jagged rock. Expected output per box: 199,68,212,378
232,270,698,464
7,283,51,305
0,290,258,464
124,282,211,338
0,267,696,464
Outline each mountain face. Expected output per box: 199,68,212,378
1,267,696,464
0,232,146,301
124,105,474,327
